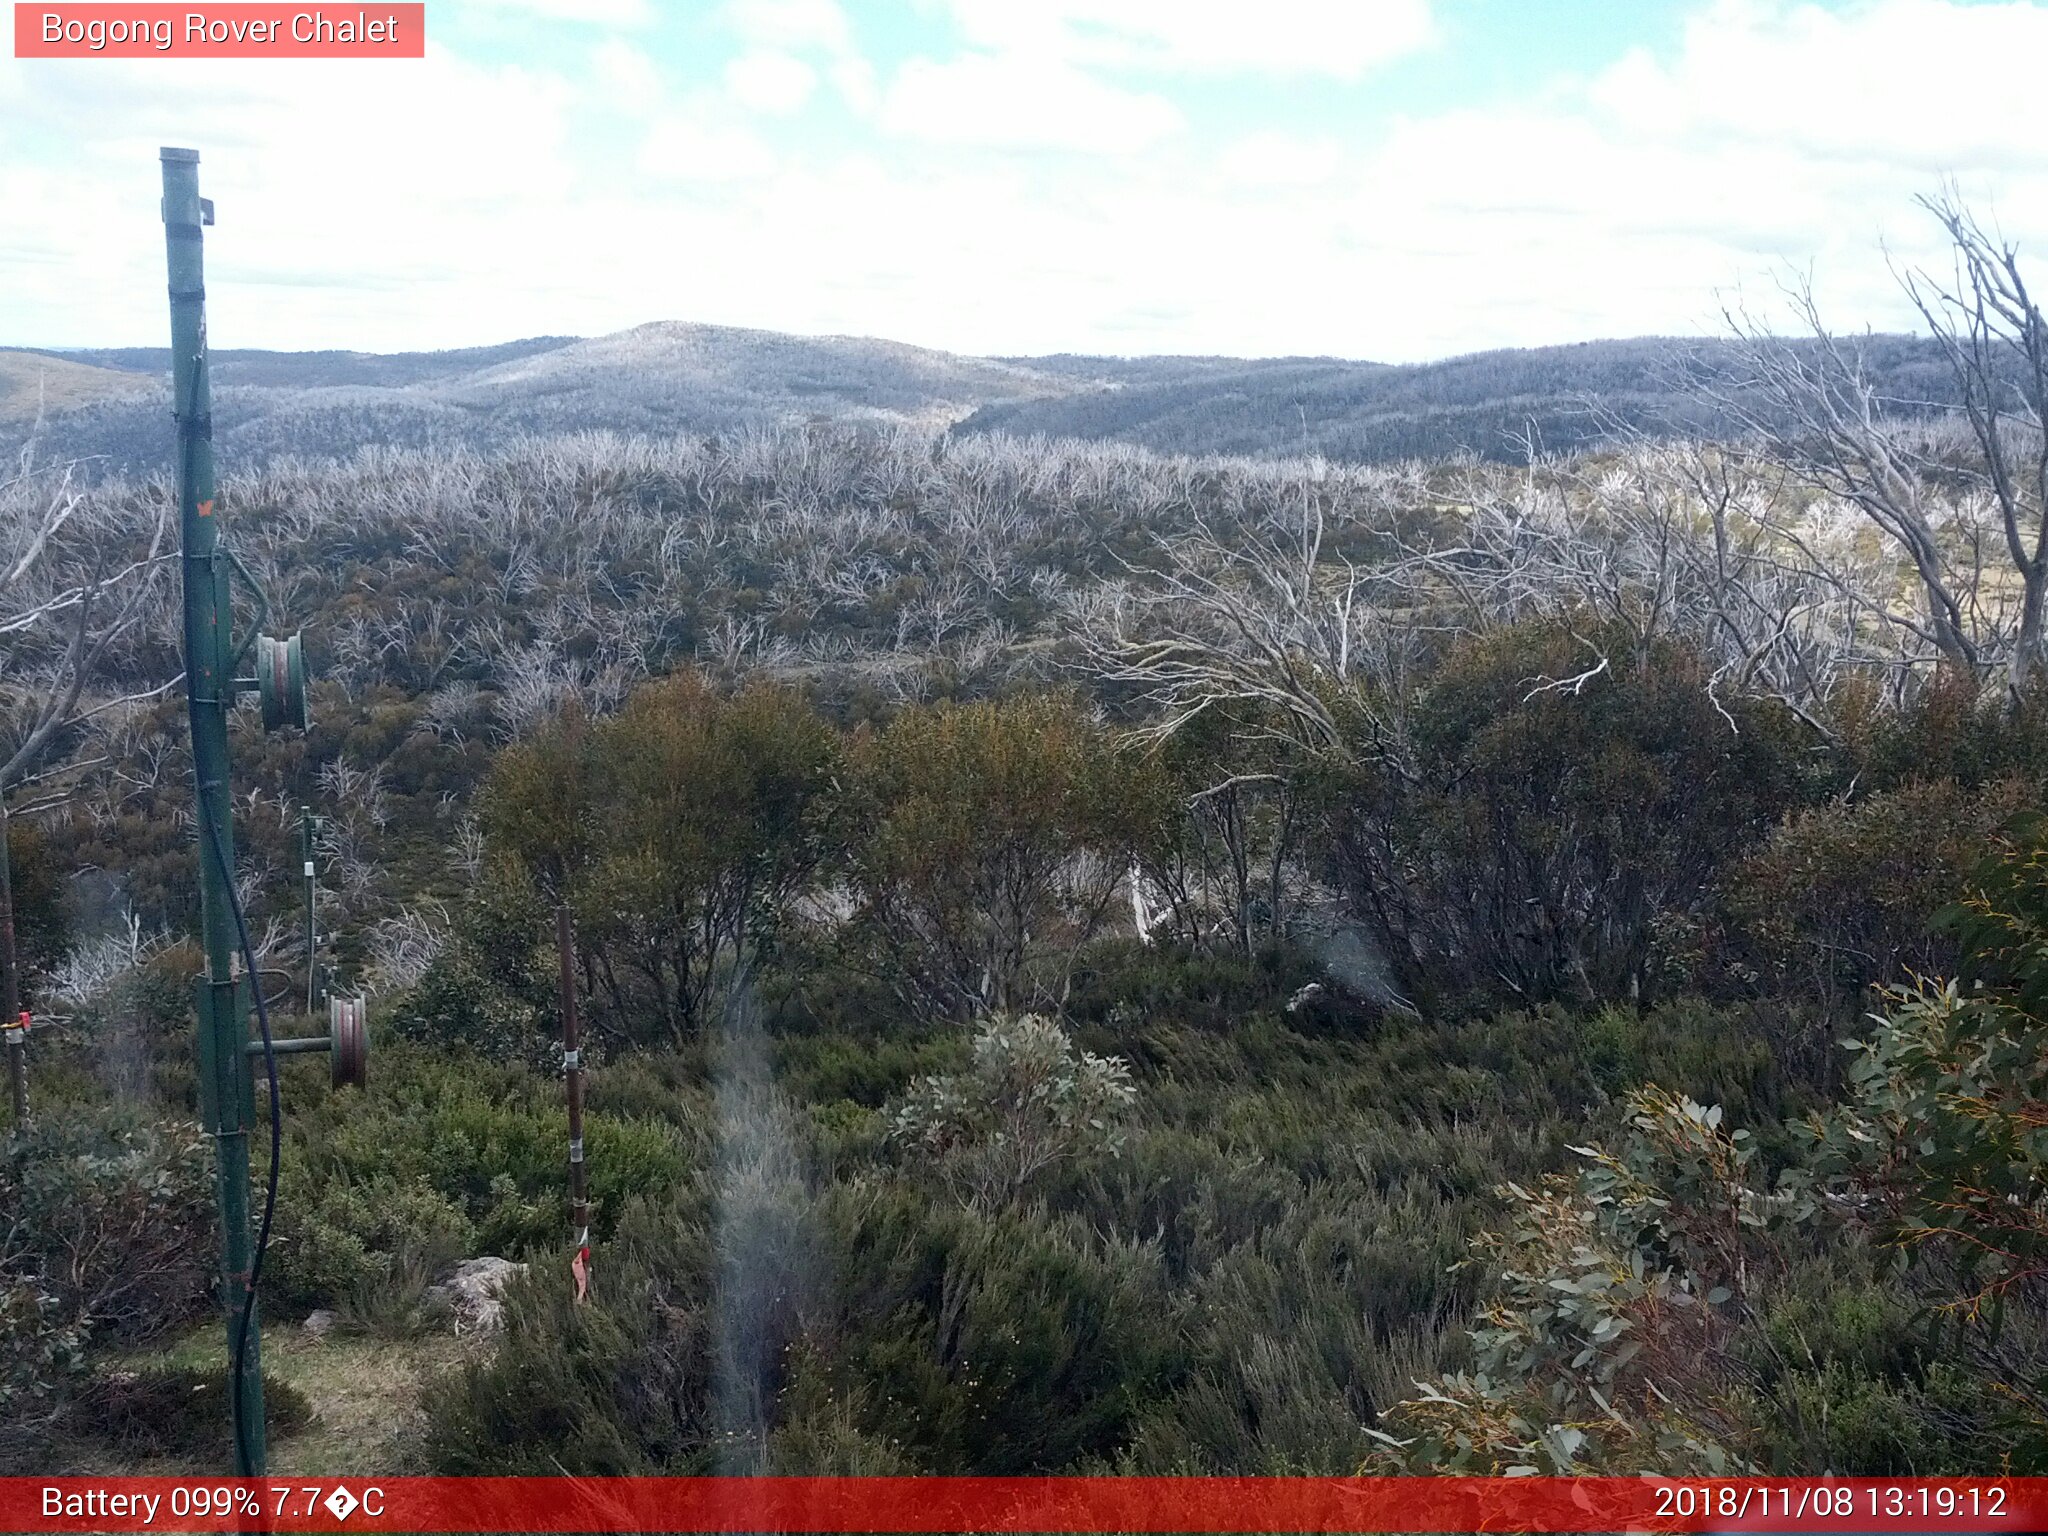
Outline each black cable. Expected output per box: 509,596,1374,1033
204,811,281,1478
177,280,278,1479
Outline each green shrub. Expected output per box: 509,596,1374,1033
1803,825,2048,1310
276,1045,693,1303
1,1107,212,1350
1744,1255,2036,1473
384,867,559,1065
848,692,1164,1018
4,817,72,991
1119,1187,1463,1472
1583,998,1800,1139
584,1049,712,1120
772,1029,961,1110
1758,1360,1979,1474
1369,1087,1777,1474
1065,940,1319,1037
1,1282,87,1420
889,1013,1135,1204
1836,667,2048,796
1323,619,1813,1015
30,938,207,1110
335,1243,460,1340
426,1176,1185,1476
0,1107,213,1438
268,1174,475,1314
762,1352,918,1474
483,675,847,1045
818,1186,1184,1472
69,1365,311,1459
386,946,550,1065
1727,776,2029,1005
423,1190,717,1474
1780,813,2048,1461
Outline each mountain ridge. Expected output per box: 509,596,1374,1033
2,320,1964,472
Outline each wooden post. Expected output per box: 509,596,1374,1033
0,800,25,1128
554,904,591,1302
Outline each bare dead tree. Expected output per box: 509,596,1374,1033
0,449,174,1100
362,899,450,996
1397,438,1917,729
1064,461,1412,950
1069,474,1393,758
1719,283,1985,679
1718,193,2048,702
1896,188,2048,700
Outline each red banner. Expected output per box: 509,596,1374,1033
5,1477,2045,1533
13,5,425,58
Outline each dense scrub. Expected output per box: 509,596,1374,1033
418,975,1791,1474
7,419,2048,1474
18,635,2047,1472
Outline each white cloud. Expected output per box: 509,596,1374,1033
1216,131,1344,188
591,40,664,117
879,53,1181,153
720,0,854,55
638,116,779,182
459,0,654,27
874,0,1426,161
723,50,817,115
940,0,1437,79
829,55,879,115
0,45,579,348
719,0,864,114
1589,0,2048,173
5,0,2046,365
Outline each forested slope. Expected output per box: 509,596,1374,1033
2,418,2045,1475
3,325,1967,472
960,333,1964,460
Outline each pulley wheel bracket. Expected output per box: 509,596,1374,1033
256,632,310,733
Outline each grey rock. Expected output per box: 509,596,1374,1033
427,1256,528,1335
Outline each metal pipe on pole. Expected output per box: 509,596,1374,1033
302,806,321,1017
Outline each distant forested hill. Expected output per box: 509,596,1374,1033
22,335,580,390
2,323,1965,474
956,334,1965,461
0,348,154,421
0,322,1071,474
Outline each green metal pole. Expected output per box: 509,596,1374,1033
161,145,266,1477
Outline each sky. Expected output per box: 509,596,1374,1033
2,0,2047,362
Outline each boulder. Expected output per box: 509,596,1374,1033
428,1256,528,1335
1285,981,1327,1014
